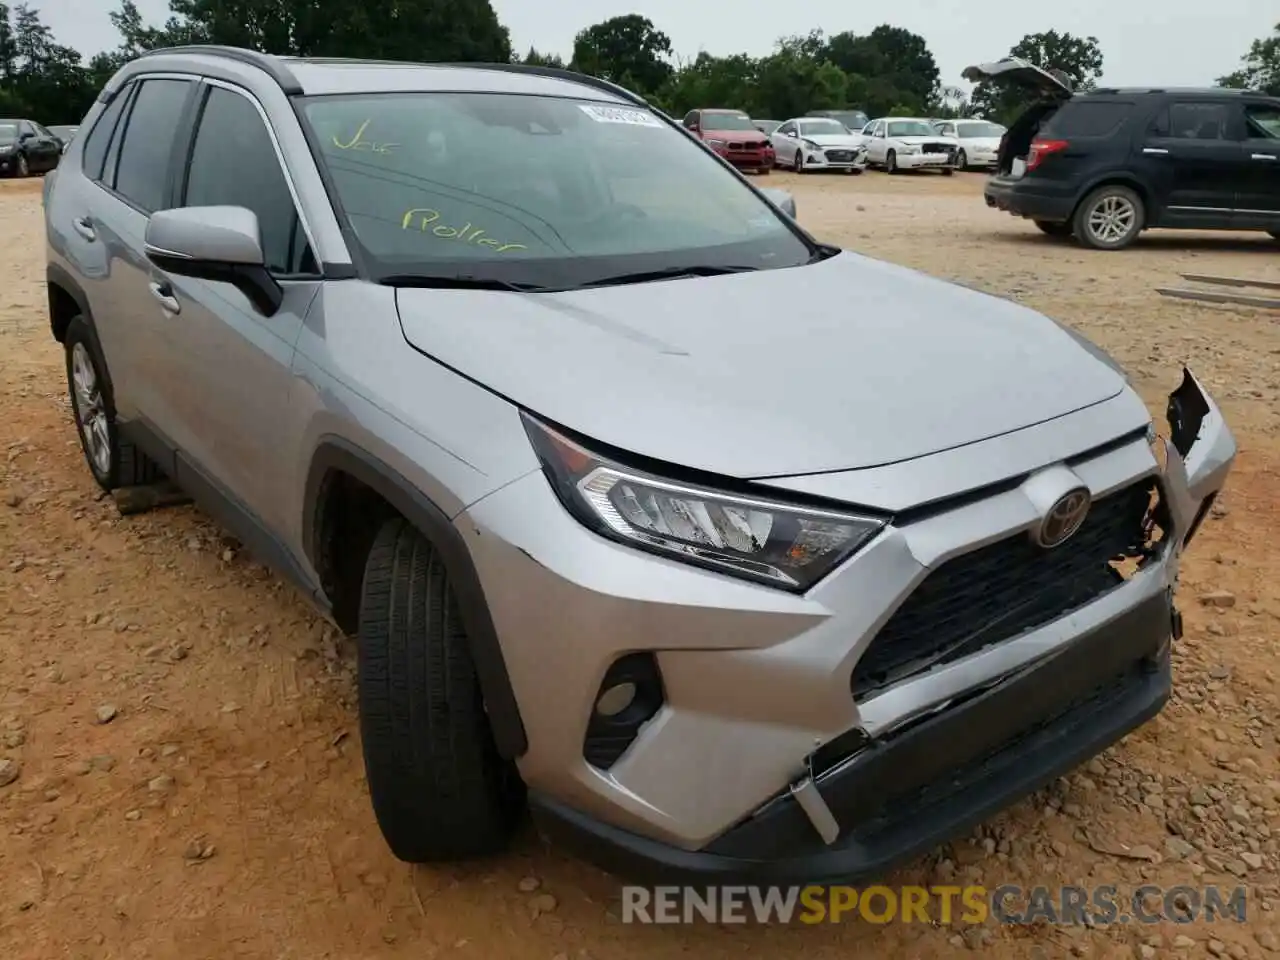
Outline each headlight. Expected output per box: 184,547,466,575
704,137,726,148
898,144,919,154
0,145,13,155
801,139,821,151
523,415,885,591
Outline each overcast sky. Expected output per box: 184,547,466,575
26,0,1270,90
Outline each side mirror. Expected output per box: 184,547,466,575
758,187,796,219
145,206,282,316
18,130,33,141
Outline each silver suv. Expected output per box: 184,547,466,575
45,46,1236,884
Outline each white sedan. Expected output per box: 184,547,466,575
932,118,1007,170
859,117,960,174
769,117,867,174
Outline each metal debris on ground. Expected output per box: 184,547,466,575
1156,273,1280,310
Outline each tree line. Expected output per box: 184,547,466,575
0,1,1275,128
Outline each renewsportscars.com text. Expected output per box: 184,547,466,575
621,884,1248,925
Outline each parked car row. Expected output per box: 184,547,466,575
0,118,77,177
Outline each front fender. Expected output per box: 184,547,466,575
1161,367,1236,551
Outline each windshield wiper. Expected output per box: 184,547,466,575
574,264,759,290
378,273,548,293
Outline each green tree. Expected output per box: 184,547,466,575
820,26,939,116
1,3,95,121
1219,22,1280,96
755,41,846,120
970,30,1104,123
660,52,759,116
570,14,672,95
521,47,564,68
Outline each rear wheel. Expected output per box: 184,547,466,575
1073,185,1144,251
1035,220,1074,237
64,315,161,492
358,517,523,862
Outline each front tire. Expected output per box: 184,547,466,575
1073,184,1144,250
886,150,898,174
794,150,805,173
358,518,523,862
16,153,28,177
64,315,160,492
956,149,968,171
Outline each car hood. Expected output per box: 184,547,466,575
706,129,769,144
804,134,864,148
962,57,1074,99
394,252,1126,478
893,134,958,146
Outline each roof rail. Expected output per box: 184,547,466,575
433,61,650,107
138,44,303,95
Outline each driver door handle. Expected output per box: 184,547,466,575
1251,153,1277,161
1142,147,1169,155
149,280,181,315
72,216,96,241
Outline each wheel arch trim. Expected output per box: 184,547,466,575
302,435,529,759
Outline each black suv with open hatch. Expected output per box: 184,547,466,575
967,57,1280,250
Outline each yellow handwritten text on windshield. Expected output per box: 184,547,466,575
401,208,527,252
332,119,398,154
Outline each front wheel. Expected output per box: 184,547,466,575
886,150,898,174
1073,185,1144,250
358,518,523,862
956,149,968,171
794,150,805,172
16,153,28,177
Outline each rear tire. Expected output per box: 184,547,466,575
1035,220,1074,237
1073,184,1144,250
63,315,161,492
358,518,523,862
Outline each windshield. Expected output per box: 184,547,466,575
0,123,17,140
887,120,937,138
702,112,757,131
799,119,848,137
302,94,811,286
833,112,868,130
956,121,1006,138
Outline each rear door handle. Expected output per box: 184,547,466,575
72,216,95,241
148,281,180,315
1251,153,1277,161
1142,147,1169,155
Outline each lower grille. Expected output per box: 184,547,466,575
825,150,853,161
922,142,952,154
851,479,1161,697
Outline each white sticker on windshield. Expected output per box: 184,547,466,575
579,104,663,128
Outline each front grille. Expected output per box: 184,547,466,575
825,150,853,161
851,479,1160,697
922,142,952,154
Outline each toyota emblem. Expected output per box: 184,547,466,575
1033,488,1092,548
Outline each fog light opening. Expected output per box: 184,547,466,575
595,682,637,717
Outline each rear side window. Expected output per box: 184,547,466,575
182,85,315,275
1150,102,1232,140
80,85,132,180
113,78,193,213
1040,101,1132,137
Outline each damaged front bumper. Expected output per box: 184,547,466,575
528,369,1236,885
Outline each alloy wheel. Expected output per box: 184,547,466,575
70,341,111,477
1086,194,1137,246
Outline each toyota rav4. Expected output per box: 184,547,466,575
45,46,1235,884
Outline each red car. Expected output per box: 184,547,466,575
681,109,775,174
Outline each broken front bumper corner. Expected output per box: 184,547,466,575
1162,367,1237,551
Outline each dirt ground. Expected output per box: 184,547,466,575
1,168,1278,960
